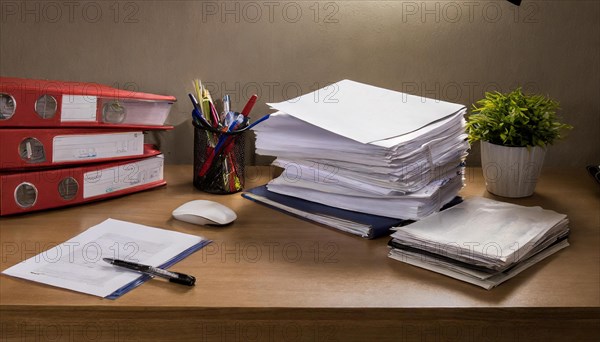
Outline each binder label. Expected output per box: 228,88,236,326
82,156,164,199
52,132,144,162
61,95,97,122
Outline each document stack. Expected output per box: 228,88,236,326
0,77,175,216
388,197,570,289
245,80,469,238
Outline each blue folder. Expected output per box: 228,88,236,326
105,240,212,300
243,185,412,239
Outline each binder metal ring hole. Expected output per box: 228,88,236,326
34,94,57,119
58,177,79,201
18,137,46,163
0,93,16,120
14,182,38,208
102,101,126,123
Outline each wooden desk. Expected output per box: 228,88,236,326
1,166,599,341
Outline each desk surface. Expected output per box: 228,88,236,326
1,166,599,341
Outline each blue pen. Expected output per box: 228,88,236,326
221,114,270,133
244,114,271,130
188,93,203,116
192,108,214,129
224,111,235,127
191,108,202,124
210,119,235,152
189,94,214,129
198,118,236,177
199,117,240,176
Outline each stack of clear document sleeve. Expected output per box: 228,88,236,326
388,197,570,289
254,79,469,221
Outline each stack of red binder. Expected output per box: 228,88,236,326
0,77,176,216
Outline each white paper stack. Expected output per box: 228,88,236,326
388,197,570,289
254,80,469,220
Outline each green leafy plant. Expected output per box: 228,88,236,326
466,88,572,147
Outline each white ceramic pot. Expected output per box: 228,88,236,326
480,141,547,198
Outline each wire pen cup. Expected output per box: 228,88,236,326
193,121,245,194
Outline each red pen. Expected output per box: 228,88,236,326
209,101,220,127
241,94,258,117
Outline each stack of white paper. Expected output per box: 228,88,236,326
254,80,469,220
388,197,570,289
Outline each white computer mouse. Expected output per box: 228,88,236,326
172,200,237,226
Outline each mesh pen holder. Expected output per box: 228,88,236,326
193,121,246,194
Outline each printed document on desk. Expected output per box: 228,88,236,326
267,79,466,144
1,219,210,298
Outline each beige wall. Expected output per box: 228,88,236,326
1,0,598,167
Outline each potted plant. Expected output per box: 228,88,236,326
466,88,572,198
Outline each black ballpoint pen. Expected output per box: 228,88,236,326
103,258,196,286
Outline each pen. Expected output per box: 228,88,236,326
198,117,243,177
224,110,235,127
188,94,214,129
215,113,270,176
193,79,203,105
200,87,219,127
244,113,271,130
219,113,270,156
103,258,196,286
207,101,219,127
188,93,203,115
241,94,258,117
222,94,231,123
